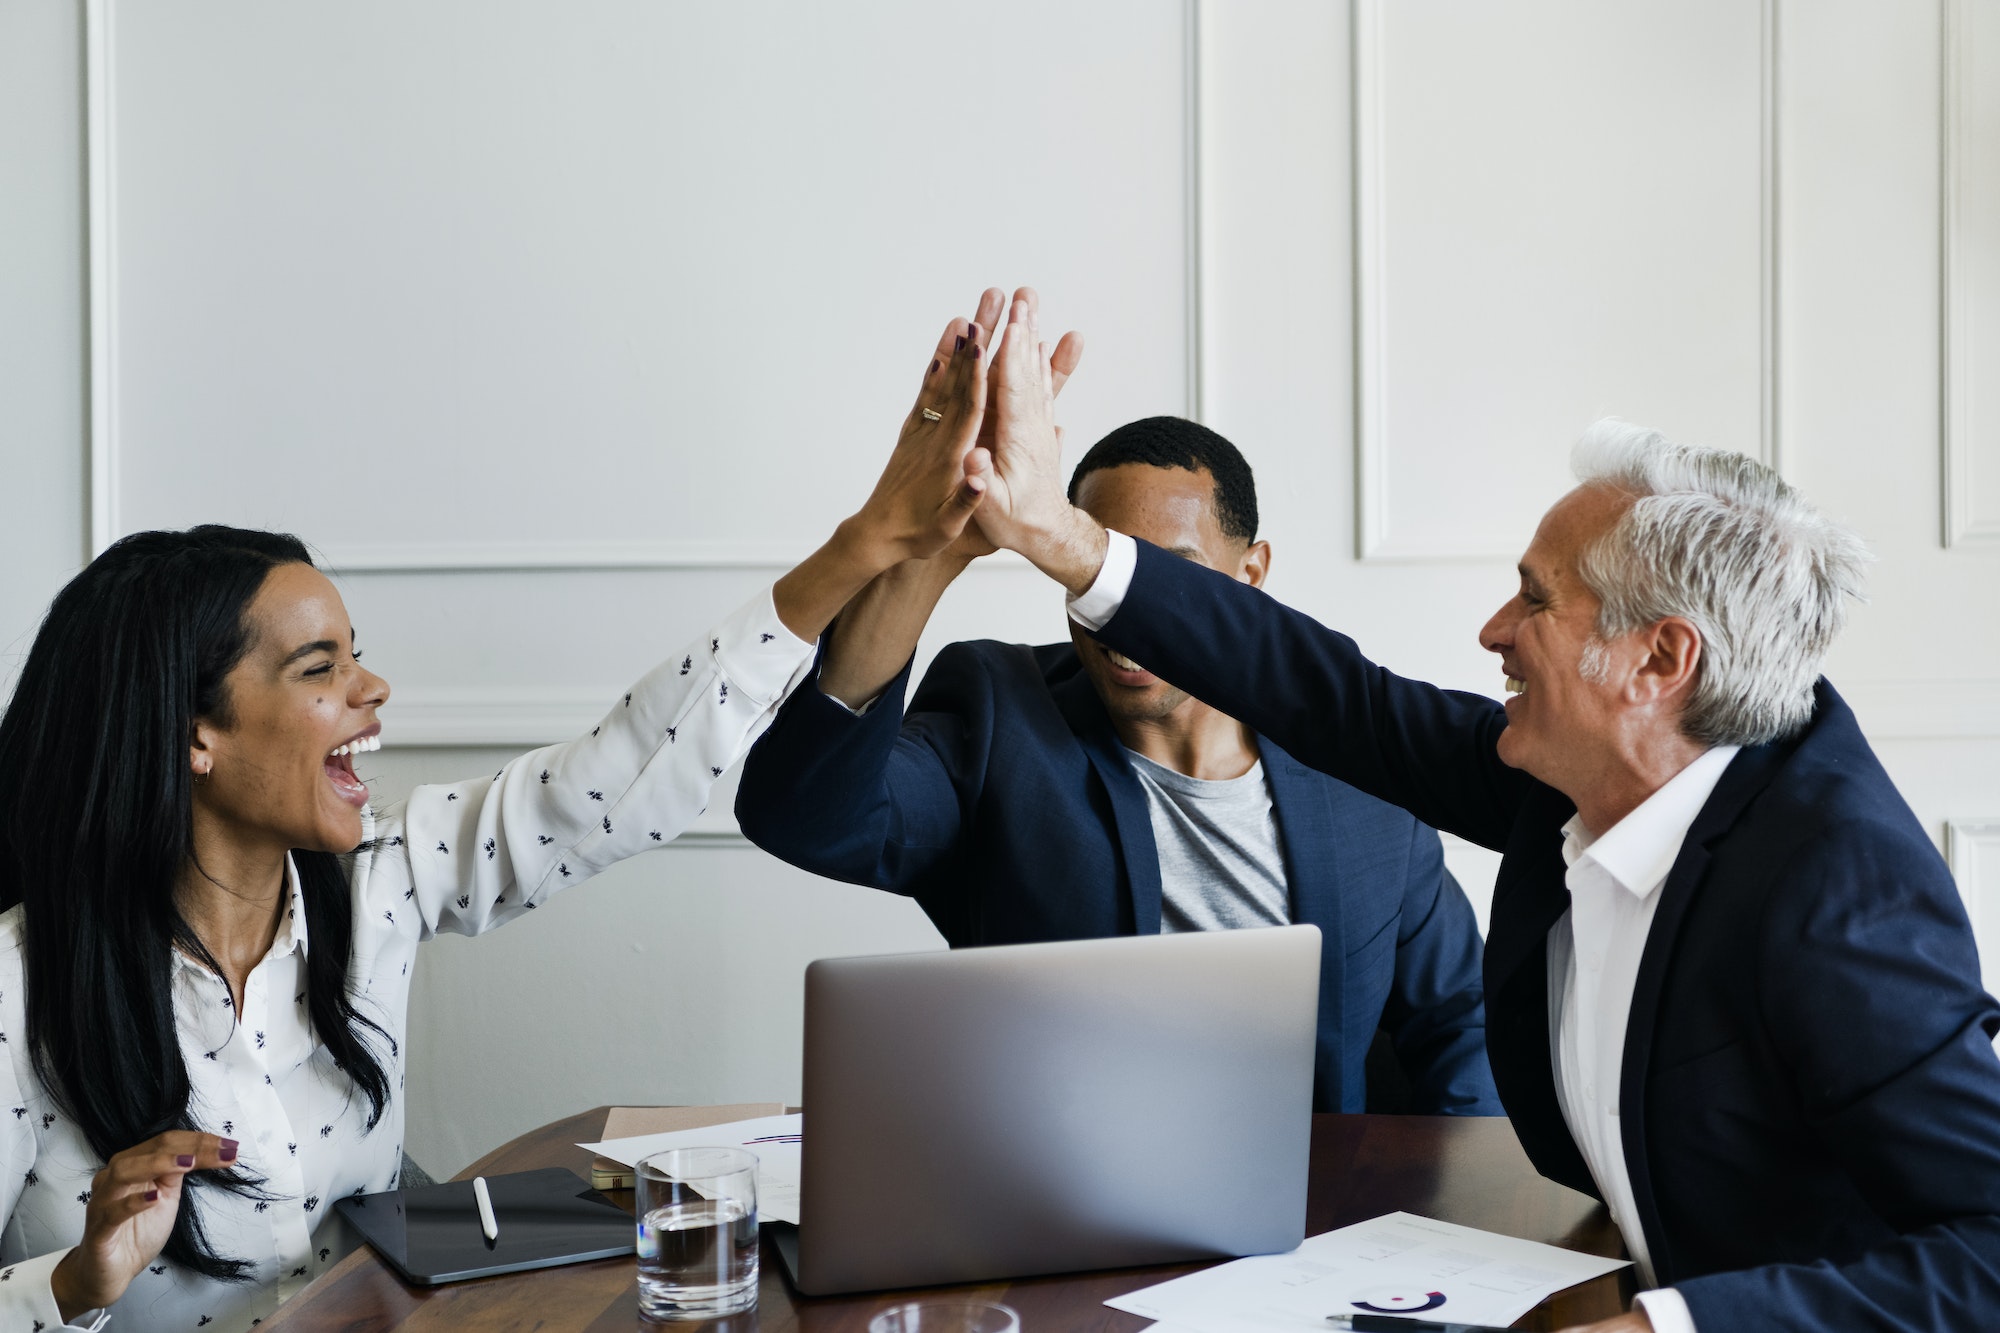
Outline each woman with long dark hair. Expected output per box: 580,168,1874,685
0,296,1058,1331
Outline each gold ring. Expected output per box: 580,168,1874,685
920,408,943,422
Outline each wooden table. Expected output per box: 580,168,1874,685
263,1108,1631,1331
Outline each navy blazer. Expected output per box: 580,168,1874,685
735,637,1500,1115
1087,537,2000,1332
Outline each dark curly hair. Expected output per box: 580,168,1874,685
1065,416,1259,543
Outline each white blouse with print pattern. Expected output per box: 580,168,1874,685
0,586,814,1332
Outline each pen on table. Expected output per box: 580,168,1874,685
472,1175,499,1244
1326,1315,1513,1333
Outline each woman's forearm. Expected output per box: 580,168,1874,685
771,519,904,645
816,552,975,708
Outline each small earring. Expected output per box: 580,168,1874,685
193,764,210,786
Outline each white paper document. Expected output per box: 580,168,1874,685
1106,1211,1630,1331
580,1113,803,1224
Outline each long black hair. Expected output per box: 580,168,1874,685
0,526,394,1280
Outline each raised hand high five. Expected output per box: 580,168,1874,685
770,292,1009,642
845,296,1002,565
969,289,1107,593
810,288,1084,707
950,288,1085,561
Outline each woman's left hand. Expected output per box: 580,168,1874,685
772,290,1080,641
841,289,1009,566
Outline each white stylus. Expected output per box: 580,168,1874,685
472,1175,499,1242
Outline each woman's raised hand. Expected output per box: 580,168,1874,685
839,288,1009,567
771,289,1080,641
49,1132,239,1321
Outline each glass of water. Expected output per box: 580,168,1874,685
868,1302,1021,1333
635,1146,759,1320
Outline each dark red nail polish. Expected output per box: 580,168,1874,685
955,335,966,351
175,1154,194,1168
929,359,939,376
145,1188,160,1201
218,1146,237,1163
972,345,981,358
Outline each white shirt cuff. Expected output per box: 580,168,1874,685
0,1247,108,1330
711,585,819,708
1635,1285,1698,1333
822,686,882,717
1065,530,1137,632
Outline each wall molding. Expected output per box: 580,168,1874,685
1941,0,1998,548
1761,0,1782,476
82,1,1210,573
1945,819,2000,991
1349,0,1390,559
312,541,1034,576
670,829,752,847
1837,678,2000,741
84,0,118,561
1945,818,2000,882
1351,0,1781,561
368,676,2000,750
373,689,615,747
1184,0,1207,424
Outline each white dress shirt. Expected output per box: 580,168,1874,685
1547,743,1737,1333
1068,531,1722,1332
0,586,814,1332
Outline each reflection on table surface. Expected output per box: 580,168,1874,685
261,1107,1632,1332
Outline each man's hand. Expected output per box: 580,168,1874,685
969,289,1106,594
949,291,1082,564
813,300,1083,704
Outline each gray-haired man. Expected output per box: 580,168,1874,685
959,294,2000,1333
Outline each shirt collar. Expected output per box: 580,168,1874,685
1560,744,1742,900
168,853,310,979
271,852,309,960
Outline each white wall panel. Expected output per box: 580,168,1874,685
1944,0,2000,546
0,0,86,700
89,0,1192,739
1355,0,1772,560
1948,819,2000,993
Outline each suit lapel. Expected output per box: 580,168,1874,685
1484,786,1577,994
1051,669,1164,934
1483,785,1599,1196
1616,738,1787,1283
1261,739,1354,1102
1258,737,1345,960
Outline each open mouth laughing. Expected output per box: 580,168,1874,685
1098,644,1158,687
324,726,381,808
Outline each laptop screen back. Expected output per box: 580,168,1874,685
793,925,1320,1294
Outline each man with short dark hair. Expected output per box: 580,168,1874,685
737,414,1499,1115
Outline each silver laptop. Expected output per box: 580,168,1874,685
776,925,1321,1295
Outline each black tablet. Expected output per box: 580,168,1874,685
334,1167,635,1284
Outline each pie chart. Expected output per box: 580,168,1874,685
1351,1285,1448,1314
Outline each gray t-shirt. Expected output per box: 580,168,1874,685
1123,748,1292,933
